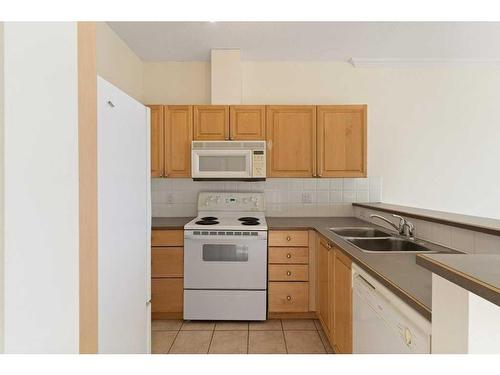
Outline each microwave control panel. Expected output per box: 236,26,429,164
252,150,266,177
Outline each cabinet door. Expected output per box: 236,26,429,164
333,248,352,354
317,236,332,335
266,106,316,177
148,105,164,177
193,105,229,140
151,247,183,278
317,105,367,177
165,105,193,177
229,105,266,140
268,282,309,312
151,278,183,313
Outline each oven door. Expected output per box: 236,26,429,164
191,149,253,179
184,234,267,290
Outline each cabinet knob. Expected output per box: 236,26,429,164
286,236,291,241
286,271,292,276
286,253,292,259
286,295,292,301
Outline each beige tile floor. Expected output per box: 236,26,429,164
152,319,334,354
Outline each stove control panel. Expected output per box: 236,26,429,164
197,192,265,212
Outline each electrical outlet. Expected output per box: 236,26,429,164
301,192,313,204
166,193,174,204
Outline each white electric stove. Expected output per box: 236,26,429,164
183,192,268,321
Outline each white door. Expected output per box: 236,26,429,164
97,77,151,353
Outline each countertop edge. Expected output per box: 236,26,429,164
416,255,500,308
353,203,500,237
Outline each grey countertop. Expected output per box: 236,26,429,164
417,254,500,307
152,217,193,229
151,215,463,319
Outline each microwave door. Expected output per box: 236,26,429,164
192,149,252,178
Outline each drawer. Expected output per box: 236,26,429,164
268,247,309,264
152,229,183,247
269,230,308,247
268,282,309,313
152,247,183,277
151,278,183,313
268,265,309,281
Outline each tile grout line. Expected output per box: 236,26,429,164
280,320,289,354
167,326,182,354
206,324,216,354
313,319,330,354
246,323,250,354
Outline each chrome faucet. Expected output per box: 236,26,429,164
370,214,415,239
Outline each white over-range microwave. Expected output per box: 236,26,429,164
191,141,266,180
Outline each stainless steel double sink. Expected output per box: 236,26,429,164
329,227,436,254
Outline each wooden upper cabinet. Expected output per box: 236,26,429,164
148,105,164,177
266,106,316,177
333,248,352,354
317,105,367,177
193,105,229,140
164,105,193,177
229,105,266,140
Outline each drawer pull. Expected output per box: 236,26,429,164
286,295,292,301
286,253,292,259
286,236,291,241
286,271,292,276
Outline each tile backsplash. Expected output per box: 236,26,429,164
152,177,383,217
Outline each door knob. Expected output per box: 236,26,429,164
286,271,292,276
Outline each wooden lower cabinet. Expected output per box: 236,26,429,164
268,230,311,315
269,264,308,281
151,278,183,313
316,234,353,354
268,247,309,264
268,230,309,247
151,229,184,318
317,236,333,336
152,247,183,278
268,282,309,312
333,248,352,354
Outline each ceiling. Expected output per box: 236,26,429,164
107,22,500,62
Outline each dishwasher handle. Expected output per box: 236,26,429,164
353,272,377,295
357,274,376,290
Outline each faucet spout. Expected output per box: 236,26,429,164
369,214,401,232
369,214,416,239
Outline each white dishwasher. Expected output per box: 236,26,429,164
352,264,431,354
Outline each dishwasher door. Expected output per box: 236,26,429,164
352,265,431,354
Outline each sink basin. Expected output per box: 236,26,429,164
329,227,392,238
346,237,436,253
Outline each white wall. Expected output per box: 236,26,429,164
96,23,143,103
0,21,5,353
143,61,500,219
143,62,210,104
3,22,79,353
431,274,500,353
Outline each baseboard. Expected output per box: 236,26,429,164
152,312,183,320
268,311,318,319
